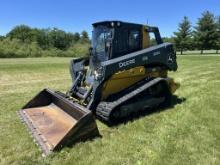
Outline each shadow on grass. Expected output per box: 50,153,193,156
59,96,186,151
106,95,186,127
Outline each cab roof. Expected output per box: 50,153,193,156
92,20,143,28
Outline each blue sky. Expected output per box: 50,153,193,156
0,0,219,37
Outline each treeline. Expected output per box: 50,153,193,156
0,26,90,58
172,11,220,54
0,10,219,58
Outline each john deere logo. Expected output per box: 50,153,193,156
119,59,135,68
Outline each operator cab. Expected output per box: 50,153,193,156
92,21,142,63
91,20,163,64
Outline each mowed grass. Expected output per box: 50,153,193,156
0,56,220,165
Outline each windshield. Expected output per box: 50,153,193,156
92,26,112,55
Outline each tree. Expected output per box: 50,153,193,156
173,16,192,54
0,35,5,41
80,31,89,43
216,16,220,54
48,28,72,50
73,32,80,42
6,25,33,42
35,28,51,49
194,11,219,54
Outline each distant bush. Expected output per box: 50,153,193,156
0,38,90,58
0,25,90,58
67,42,90,57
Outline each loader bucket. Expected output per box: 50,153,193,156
18,89,99,155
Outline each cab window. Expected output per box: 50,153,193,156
113,28,128,57
129,30,140,51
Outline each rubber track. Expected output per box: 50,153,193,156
96,77,165,121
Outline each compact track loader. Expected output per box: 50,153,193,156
19,21,179,155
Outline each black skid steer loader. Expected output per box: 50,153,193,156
18,21,179,155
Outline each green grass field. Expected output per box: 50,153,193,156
0,56,220,165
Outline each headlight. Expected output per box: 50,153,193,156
94,67,104,80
